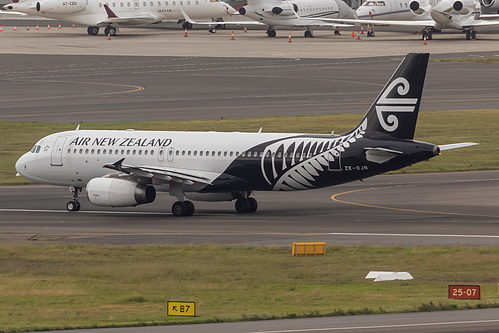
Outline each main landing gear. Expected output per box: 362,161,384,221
266,27,277,37
235,197,258,214
464,28,477,40
66,186,81,211
86,26,118,36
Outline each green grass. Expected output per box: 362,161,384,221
1,109,497,185
1,245,499,332
434,57,499,63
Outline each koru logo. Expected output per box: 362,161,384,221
376,77,418,132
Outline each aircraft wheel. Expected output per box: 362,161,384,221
185,201,195,216
172,201,188,216
248,197,258,213
182,22,193,29
87,26,99,36
66,200,80,211
471,31,476,40
465,30,471,40
235,198,250,213
427,30,433,40
304,30,313,38
209,27,217,33
267,30,276,37
105,26,117,36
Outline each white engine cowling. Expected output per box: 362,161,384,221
36,0,86,14
87,178,156,207
482,0,499,10
452,0,471,14
409,1,426,14
271,2,298,16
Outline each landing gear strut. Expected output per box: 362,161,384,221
266,27,276,37
66,186,81,211
235,195,258,214
465,28,476,40
421,27,433,40
169,182,194,216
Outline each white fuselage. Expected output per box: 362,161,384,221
356,0,431,20
4,0,233,26
243,0,356,27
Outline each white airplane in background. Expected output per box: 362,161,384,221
481,0,499,13
3,0,234,35
236,0,356,37
331,0,499,39
16,53,477,217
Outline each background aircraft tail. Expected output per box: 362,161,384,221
351,53,429,140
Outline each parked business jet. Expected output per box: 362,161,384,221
3,0,234,35
236,0,356,37
16,53,477,216
332,0,499,39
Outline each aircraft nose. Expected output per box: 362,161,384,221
3,4,14,10
15,153,31,178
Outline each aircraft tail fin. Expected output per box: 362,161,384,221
350,53,429,140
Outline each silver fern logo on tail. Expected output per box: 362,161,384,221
376,77,418,132
261,119,367,191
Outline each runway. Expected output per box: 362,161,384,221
2,170,499,246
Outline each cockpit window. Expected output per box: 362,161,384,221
30,145,42,153
376,1,386,5
364,1,375,5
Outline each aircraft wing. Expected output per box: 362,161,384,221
103,158,216,185
319,17,436,27
438,142,479,151
461,19,499,27
97,4,159,26
180,8,263,26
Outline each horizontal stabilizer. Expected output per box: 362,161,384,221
438,142,479,151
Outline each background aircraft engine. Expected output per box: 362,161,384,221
86,178,156,207
36,0,86,14
271,3,298,15
452,0,471,13
481,0,499,10
409,1,425,14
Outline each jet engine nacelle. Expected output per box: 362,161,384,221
271,2,298,15
481,0,499,10
409,1,426,14
36,0,86,14
86,178,156,207
452,0,471,14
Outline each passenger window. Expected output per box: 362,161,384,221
182,150,186,156
97,149,100,154
133,150,136,155
85,149,89,154
151,150,154,155
103,149,107,154
144,150,148,155
143,1,146,5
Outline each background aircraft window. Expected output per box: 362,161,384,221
224,151,227,156
121,149,124,155
143,1,146,5
99,2,102,6
206,151,209,156
139,150,142,155
79,149,83,154
150,1,153,5
236,151,239,156
120,2,124,6
218,151,221,157
150,150,154,155
259,152,263,157
188,151,191,156
277,152,282,158
195,0,198,4
103,149,107,154
74,149,77,154
187,0,190,4
112,2,116,6
253,151,258,157
144,150,148,155
194,151,197,156
85,149,89,154
97,149,101,154
180,0,183,4
200,151,203,156
128,2,131,6
133,150,136,155
90,148,93,154
126,150,130,155
241,151,246,157
172,1,175,5
211,151,215,156
68,149,71,154
230,152,233,157
165,1,168,4
175,150,179,156
182,150,185,156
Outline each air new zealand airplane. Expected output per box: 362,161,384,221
16,53,477,216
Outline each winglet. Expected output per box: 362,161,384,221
103,4,118,18
104,158,125,171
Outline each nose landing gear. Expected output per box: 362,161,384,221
66,186,81,211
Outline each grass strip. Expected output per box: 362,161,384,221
1,244,499,332
1,109,497,185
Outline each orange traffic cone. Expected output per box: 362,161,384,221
58,24,61,29
27,25,29,30
14,26,17,31
360,26,364,34
288,33,292,43
231,30,235,40
72,24,75,28
423,36,427,45
107,33,111,40
184,28,188,37
357,31,360,39
0,27,3,32
351,30,355,38
47,24,50,29
244,26,247,33
36,25,39,30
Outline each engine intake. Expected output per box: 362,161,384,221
409,1,425,14
271,3,298,15
452,0,470,13
87,178,156,207
36,0,86,14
